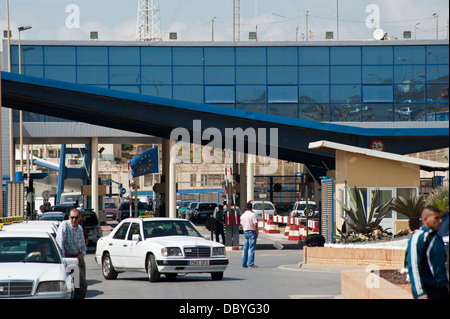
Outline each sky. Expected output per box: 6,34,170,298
0,0,449,49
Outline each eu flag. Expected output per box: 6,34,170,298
129,146,159,178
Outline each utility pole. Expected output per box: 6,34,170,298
306,11,309,41
233,0,240,41
336,0,339,41
136,0,162,41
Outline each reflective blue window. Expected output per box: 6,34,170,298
363,104,394,122
299,47,329,65
268,67,297,84
44,66,76,82
236,86,266,103
109,47,140,65
12,65,43,77
109,66,140,84
236,104,266,113
362,66,393,84
362,46,393,65
268,104,298,118
427,85,449,102
173,85,204,103
173,67,203,84
331,85,361,103
141,85,172,99
268,86,298,103
330,47,361,65
299,104,329,121
330,104,361,122
299,85,329,103
427,46,449,64
205,67,235,85
110,85,140,94
395,46,425,64
205,47,234,65
394,65,425,83
236,67,266,84
394,103,425,121
141,66,172,85
426,103,449,121
426,65,449,83
299,66,329,84
331,66,361,84
44,46,76,65
77,47,108,65
173,47,203,65
11,45,43,65
141,47,172,65
236,47,266,65
268,47,297,65
77,66,108,85
205,86,235,103
394,87,425,102
363,86,393,103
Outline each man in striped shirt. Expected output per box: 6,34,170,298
406,206,449,299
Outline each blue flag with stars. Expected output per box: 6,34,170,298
129,146,159,178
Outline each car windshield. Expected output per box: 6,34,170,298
143,220,202,239
253,203,275,210
82,213,99,227
39,214,65,221
105,203,116,209
0,237,60,263
120,202,146,210
181,201,191,207
296,203,317,210
197,203,217,210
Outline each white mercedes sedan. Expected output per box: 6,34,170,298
95,218,228,282
0,231,76,299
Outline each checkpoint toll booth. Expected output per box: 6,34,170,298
224,206,240,247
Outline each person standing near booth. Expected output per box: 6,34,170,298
240,202,258,268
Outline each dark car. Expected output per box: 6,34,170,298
117,201,148,221
81,209,102,246
274,203,294,216
38,211,66,222
51,203,76,214
192,202,218,223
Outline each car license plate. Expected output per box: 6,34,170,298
189,260,209,266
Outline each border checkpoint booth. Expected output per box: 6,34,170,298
309,140,449,243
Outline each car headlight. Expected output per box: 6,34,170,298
161,247,182,257
212,247,226,256
36,281,70,294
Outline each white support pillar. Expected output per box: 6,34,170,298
163,139,177,218
91,137,99,217
239,151,247,210
247,153,255,202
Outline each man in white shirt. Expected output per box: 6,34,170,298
240,202,258,268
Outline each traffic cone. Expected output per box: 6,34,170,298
264,217,280,234
287,224,300,240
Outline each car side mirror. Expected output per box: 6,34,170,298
132,234,141,242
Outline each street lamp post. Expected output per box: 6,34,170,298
18,26,32,181
432,13,438,40
211,16,216,42
414,23,420,40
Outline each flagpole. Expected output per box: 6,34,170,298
128,161,132,218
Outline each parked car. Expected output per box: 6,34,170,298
51,203,76,214
191,202,218,222
117,201,148,221
0,231,76,299
2,223,58,238
178,200,195,219
289,200,319,221
274,203,294,216
81,209,102,247
38,212,66,222
95,218,228,282
251,201,276,220
186,202,199,220
104,202,118,220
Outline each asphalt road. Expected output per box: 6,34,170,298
83,223,341,300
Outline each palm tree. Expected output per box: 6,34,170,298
392,195,424,231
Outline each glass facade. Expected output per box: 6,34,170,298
9,43,449,123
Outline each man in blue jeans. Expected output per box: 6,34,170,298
240,202,259,268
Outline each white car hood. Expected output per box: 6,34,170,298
0,262,66,282
146,236,222,248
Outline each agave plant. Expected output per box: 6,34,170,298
392,195,424,231
425,184,449,214
337,186,393,235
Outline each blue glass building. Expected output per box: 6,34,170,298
6,40,449,123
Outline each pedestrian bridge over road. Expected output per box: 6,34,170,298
1,71,448,181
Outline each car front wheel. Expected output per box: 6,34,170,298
102,253,118,280
147,254,160,282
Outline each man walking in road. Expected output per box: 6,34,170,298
56,208,88,299
407,206,449,299
240,202,258,268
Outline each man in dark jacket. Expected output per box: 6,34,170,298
407,206,449,299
